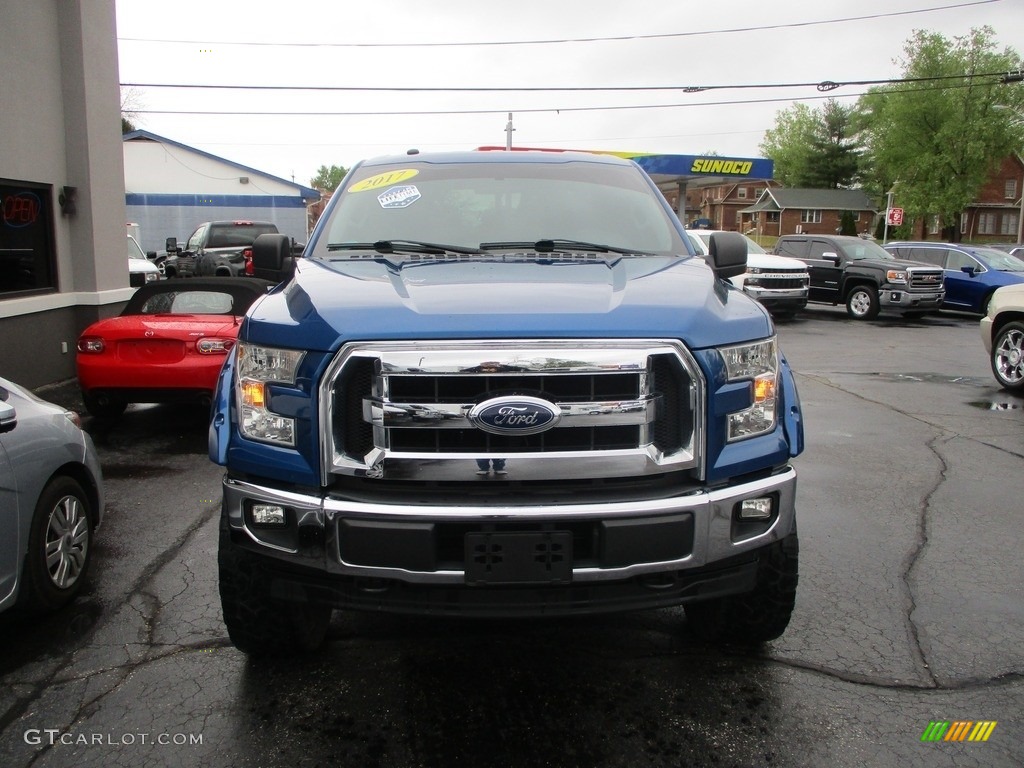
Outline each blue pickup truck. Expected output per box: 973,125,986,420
209,150,804,655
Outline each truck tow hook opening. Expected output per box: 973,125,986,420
639,573,679,591
356,578,394,594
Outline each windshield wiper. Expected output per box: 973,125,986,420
327,240,483,255
479,239,646,255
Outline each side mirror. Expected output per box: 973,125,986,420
166,237,179,254
146,251,158,260
252,233,295,282
706,232,747,280
821,251,840,263
0,399,17,434
961,265,977,277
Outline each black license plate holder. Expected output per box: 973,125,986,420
464,531,573,585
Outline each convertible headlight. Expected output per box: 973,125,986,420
236,343,304,446
720,337,778,441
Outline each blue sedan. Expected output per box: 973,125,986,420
884,241,1024,314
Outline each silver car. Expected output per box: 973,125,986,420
0,377,104,614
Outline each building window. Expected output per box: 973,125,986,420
1001,212,1019,236
766,211,780,223
1006,179,1018,200
1,179,57,297
800,209,822,224
978,213,996,234
737,187,747,199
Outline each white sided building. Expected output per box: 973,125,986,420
123,130,319,254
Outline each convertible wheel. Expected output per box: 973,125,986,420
20,477,94,612
991,321,1024,393
83,391,127,419
684,529,799,646
218,521,332,656
846,286,880,320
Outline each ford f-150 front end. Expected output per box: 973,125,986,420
209,150,804,655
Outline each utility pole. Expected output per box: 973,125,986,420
505,113,515,151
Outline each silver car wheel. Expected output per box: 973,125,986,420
993,324,1024,390
45,494,90,589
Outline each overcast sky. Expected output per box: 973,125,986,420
114,0,1023,188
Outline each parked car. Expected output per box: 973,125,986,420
164,221,280,278
128,234,161,287
884,241,1024,315
685,229,809,315
980,283,1024,392
76,277,274,418
774,234,945,319
992,243,1024,259
0,377,104,614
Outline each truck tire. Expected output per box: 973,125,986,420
991,321,1024,393
684,529,799,646
218,521,332,656
845,285,880,320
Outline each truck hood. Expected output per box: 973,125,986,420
243,255,772,351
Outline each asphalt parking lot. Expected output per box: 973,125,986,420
1,304,1022,768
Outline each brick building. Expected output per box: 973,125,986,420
740,188,878,239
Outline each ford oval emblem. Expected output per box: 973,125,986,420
469,396,561,436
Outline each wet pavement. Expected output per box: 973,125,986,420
1,306,1022,767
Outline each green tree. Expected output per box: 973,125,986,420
759,103,818,186
858,26,1024,241
839,210,858,236
311,164,348,192
760,100,861,188
805,101,861,189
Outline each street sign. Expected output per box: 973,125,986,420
887,207,904,226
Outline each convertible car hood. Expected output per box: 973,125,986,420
244,255,771,351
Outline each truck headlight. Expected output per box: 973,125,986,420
886,269,908,284
236,343,304,446
720,338,778,441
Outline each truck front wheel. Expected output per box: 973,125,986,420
845,286,880,320
218,522,332,656
684,530,799,646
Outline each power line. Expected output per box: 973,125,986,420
128,80,1001,119
116,0,1002,49
120,71,1018,95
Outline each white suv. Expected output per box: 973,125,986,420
686,230,809,315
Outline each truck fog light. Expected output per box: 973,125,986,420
251,504,287,526
738,497,773,520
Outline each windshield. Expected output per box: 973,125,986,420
316,159,688,257
127,236,147,261
974,247,1024,271
839,239,895,261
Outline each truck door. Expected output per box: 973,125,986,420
806,238,844,304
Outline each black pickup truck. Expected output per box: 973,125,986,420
164,220,279,278
773,234,945,319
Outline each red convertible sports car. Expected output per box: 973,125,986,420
77,277,274,418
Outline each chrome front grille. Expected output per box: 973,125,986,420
907,268,944,290
320,340,705,483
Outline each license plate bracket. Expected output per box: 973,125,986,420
464,531,573,585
